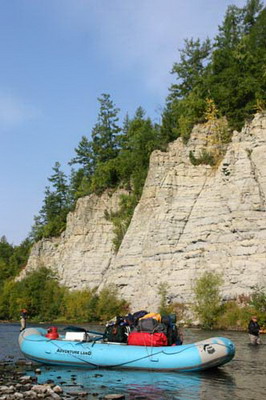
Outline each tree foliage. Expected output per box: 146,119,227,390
163,0,266,136
31,162,73,241
193,271,223,329
0,236,31,290
0,267,129,323
91,93,121,164
249,286,266,314
95,285,129,322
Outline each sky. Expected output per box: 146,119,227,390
0,0,248,245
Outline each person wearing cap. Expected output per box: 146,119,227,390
248,316,262,345
20,309,28,332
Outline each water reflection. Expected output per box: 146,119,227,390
33,365,237,400
36,366,200,399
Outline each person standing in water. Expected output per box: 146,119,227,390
248,316,262,345
20,309,28,332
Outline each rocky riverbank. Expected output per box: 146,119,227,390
0,361,125,400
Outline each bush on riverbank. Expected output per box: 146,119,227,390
191,272,266,330
192,272,223,329
0,267,129,323
1,265,265,330
215,301,253,330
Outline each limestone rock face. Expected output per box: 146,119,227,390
101,113,266,309
21,191,125,290
22,114,266,310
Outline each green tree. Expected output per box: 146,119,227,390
101,107,160,250
163,38,212,141
96,285,129,321
91,93,121,164
0,280,16,319
0,236,13,264
0,267,65,321
31,162,72,240
0,236,13,288
157,282,170,315
69,136,94,176
0,237,31,288
209,0,265,129
68,168,91,200
243,0,263,32
8,239,31,277
193,271,223,329
62,289,98,322
163,0,265,138
169,38,212,99
69,94,122,197
249,286,266,314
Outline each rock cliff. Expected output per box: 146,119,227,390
19,191,125,290
23,114,266,310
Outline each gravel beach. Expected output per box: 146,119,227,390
0,361,125,400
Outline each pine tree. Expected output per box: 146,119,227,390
210,0,265,129
69,136,94,176
31,162,71,240
169,38,212,99
91,93,121,164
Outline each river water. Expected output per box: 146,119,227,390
0,322,265,400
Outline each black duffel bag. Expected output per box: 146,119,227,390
103,324,127,343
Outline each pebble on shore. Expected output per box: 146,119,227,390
0,361,126,400
0,369,68,400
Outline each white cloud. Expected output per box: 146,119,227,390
0,92,42,130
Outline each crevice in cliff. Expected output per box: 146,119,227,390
99,257,114,280
173,171,211,249
248,154,266,211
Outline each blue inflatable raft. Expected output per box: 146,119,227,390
18,327,235,372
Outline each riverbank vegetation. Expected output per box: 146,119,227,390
192,272,266,330
0,236,31,290
1,1,266,327
0,258,265,331
156,275,266,331
0,267,129,323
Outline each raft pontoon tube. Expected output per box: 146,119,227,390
18,327,235,372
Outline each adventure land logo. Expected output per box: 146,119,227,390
56,348,92,356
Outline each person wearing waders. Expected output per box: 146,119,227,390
20,309,28,332
248,316,262,345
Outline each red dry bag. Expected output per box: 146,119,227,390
127,331,167,346
45,326,59,339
